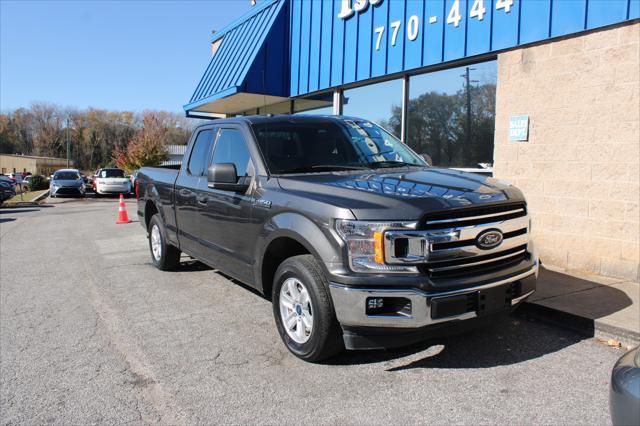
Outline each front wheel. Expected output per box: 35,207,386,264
272,255,343,362
148,214,181,271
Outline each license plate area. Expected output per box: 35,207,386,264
430,283,513,320
476,284,512,316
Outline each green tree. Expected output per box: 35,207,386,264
384,83,496,168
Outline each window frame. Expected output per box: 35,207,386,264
186,128,216,177
210,125,255,180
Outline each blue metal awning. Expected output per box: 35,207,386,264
184,0,289,117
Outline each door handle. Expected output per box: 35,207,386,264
178,188,192,197
197,196,208,205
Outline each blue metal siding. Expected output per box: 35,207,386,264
309,2,323,92
423,0,445,66
587,0,628,28
492,0,520,50
289,0,639,97
466,0,493,56
330,0,345,86
319,0,334,88
371,0,390,77
404,0,424,70
356,6,373,81
186,0,638,111
185,0,287,111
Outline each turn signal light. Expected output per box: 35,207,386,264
374,231,384,264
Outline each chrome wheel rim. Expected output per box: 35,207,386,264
279,277,313,344
150,224,162,261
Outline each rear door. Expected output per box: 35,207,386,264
174,127,216,260
196,125,256,283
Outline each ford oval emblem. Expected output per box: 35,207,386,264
476,229,503,250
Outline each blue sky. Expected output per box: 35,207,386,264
0,0,252,113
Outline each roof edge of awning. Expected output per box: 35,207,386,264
210,0,280,43
183,87,239,112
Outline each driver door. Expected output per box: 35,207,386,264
195,126,257,283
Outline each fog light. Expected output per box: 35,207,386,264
367,298,384,310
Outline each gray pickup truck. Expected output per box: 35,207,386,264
136,115,538,362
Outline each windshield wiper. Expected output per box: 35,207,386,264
278,164,369,174
368,160,418,168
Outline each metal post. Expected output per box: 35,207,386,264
289,99,295,114
461,67,477,163
401,75,410,144
332,88,343,115
66,118,70,168
465,67,471,153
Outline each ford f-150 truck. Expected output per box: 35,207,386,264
137,115,538,362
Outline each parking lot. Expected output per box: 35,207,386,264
0,196,622,425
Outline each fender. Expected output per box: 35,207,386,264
144,183,180,247
253,212,344,292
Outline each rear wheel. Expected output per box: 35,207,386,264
148,214,181,271
272,255,343,362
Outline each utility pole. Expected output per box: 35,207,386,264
66,118,70,168
461,67,478,163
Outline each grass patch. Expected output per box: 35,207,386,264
4,189,49,205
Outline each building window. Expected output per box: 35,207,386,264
343,79,402,132
399,60,497,169
293,92,334,115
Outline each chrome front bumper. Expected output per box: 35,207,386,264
329,259,539,329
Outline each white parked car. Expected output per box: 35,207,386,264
94,168,131,196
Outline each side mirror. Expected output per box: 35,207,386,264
420,154,433,166
207,163,249,192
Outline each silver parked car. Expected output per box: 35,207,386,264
50,169,86,198
610,345,640,425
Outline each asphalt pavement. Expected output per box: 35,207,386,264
0,196,624,425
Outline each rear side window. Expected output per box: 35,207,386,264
188,130,214,176
211,129,251,177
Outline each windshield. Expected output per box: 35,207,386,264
53,171,80,180
99,169,125,178
251,119,425,174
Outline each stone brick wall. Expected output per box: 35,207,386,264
493,22,640,282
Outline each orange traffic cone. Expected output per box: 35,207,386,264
116,194,131,224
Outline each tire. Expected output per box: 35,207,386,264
272,255,344,362
148,214,181,271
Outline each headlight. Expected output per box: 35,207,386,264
335,219,418,273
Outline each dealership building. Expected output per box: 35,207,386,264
184,0,639,281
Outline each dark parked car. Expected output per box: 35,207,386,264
0,179,16,205
136,115,539,362
610,345,640,425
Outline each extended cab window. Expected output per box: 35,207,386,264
188,129,213,176
211,129,251,177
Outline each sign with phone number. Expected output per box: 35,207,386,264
289,0,639,97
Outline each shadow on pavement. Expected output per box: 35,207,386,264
157,256,606,369
0,217,16,223
0,208,48,214
324,312,586,370
520,267,635,340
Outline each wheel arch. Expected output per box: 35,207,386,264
256,213,341,300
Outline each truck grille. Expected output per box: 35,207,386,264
423,203,529,279
383,203,530,279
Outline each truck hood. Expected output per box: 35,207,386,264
276,167,525,220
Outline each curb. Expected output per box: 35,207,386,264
519,302,640,347
33,190,50,203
